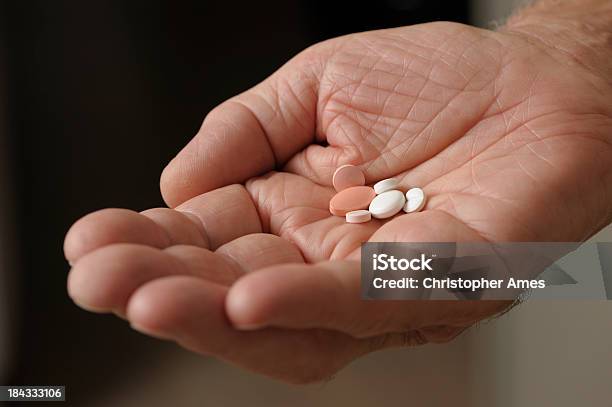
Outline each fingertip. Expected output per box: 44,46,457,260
227,261,373,335
126,285,174,340
66,244,184,317
125,276,207,341
159,158,187,208
225,265,311,330
225,272,275,330
67,278,108,314
67,257,112,314
126,276,227,342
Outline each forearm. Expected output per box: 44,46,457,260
503,0,612,82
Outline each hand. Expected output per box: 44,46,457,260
64,17,612,383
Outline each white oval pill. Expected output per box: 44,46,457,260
368,190,406,219
346,210,371,224
403,187,426,213
373,178,399,194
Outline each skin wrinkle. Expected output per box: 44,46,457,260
326,78,450,158
338,89,409,168
285,147,331,188
327,221,379,260
503,26,611,89
245,178,271,234
179,211,212,249
514,154,540,185
469,155,482,193
273,205,323,241
441,111,578,178
478,129,608,168
436,140,592,241
439,198,500,243
229,100,280,168
448,193,496,237
335,40,472,88
450,138,538,187
375,62,411,122
398,49,439,129
430,29,488,82
317,221,347,261
212,251,246,282
274,76,314,138
333,59,469,93
524,72,538,126
320,37,498,177
468,106,495,174
332,118,367,165
362,26,485,84
390,88,500,187
249,174,332,244
435,191,534,240
308,223,337,262
524,137,559,170
396,72,494,159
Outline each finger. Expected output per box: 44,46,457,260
67,243,240,316
226,259,392,334
226,210,510,336
126,275,368,384
140,208,209,247
64,208,208,264
216,233,304,272
64,208,172,264
68,233,304,316
227,259,508,337
175,184,263,249
283,144,347,187
160,46,331,207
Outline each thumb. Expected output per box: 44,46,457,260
160,44,335,207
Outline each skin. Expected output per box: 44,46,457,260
64,3,612,383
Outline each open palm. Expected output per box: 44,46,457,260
65,22,612,383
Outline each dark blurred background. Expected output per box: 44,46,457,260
0,1,470,405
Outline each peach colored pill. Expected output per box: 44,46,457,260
332,165,365,192
329,186,376,216
346,210,371,224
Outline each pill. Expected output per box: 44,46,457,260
368,190,406,219
329,186,376,217
346,210,371,224
332,164,365,192
403,187,427,213
373,178,399,194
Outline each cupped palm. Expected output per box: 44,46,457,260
65,22,612,383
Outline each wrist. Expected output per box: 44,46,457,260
501,0,612,83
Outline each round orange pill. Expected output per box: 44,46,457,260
329,186,376,216
332,164,365,192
